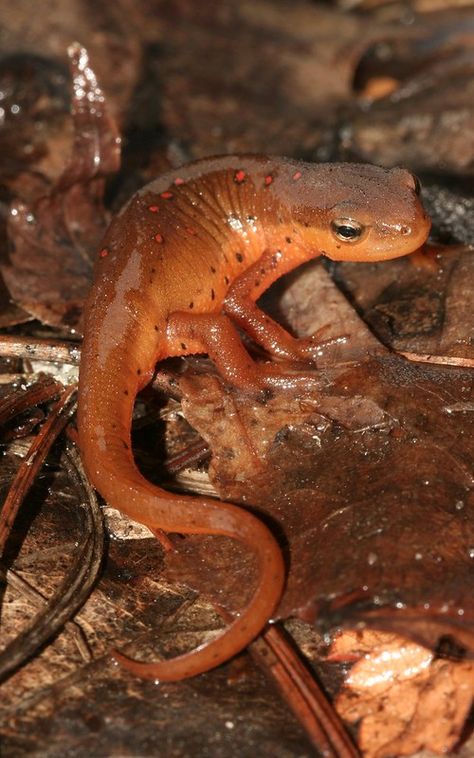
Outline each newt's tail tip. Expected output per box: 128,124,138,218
111,648,161,682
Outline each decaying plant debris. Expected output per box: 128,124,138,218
0,1,473,756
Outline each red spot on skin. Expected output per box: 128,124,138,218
99,248,109,258
154,233,164,243
234,169,246,184
264,175,273,186
292,170,302,181
148,205,159,213
160,191,173,199
186,227,197,236
174,177,185,185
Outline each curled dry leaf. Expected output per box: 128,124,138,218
331,629,474,758
1,44,120,331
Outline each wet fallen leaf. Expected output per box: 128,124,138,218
333,244,474,360
1,45,120,331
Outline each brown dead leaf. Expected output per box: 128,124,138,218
0,0,142,124
0,53,71,186
342,11,474,176
333,630,474,758
334,244,474,360
164,258,474,660
1,45,120,331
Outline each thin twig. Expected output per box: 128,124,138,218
0,376,62,427
165,440,211,475
251,632,338,755
0,335,81,365
260,625,360,757
0,444,104,682
215,598,360,756
0,565,92,662
0,384,77,553
400,351,474,368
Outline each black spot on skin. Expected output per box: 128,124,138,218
210,265,216,273
255,280,260,287
260,268,265,274
285,237,292,244
235,252,244,263
151,267,156,274
181,342,187,350
224,275,230,285
211,288,215,300
189,301,194,309
303,221,309,227
154,325,159,331
123,441,129,450
137,368,141,375
124,389,129,396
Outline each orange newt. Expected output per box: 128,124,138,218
77,155,430,681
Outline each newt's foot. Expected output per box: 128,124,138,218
253,361,325,392
288,325,349,364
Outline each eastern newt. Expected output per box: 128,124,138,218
77,155,430,681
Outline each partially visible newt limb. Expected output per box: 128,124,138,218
167,311,329,389
223,248,348,363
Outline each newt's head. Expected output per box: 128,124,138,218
292,163,431,261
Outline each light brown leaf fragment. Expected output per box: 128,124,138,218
334,630,474,758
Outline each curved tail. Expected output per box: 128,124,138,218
78,337,285,681
112,484,285,681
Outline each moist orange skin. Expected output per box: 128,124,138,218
77,156,431,681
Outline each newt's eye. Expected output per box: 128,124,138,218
331,218,364,242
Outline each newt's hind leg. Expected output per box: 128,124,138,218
166,312,321,391
223,249,345,363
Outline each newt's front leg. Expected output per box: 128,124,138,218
166,311,324,391
223,249,340,363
